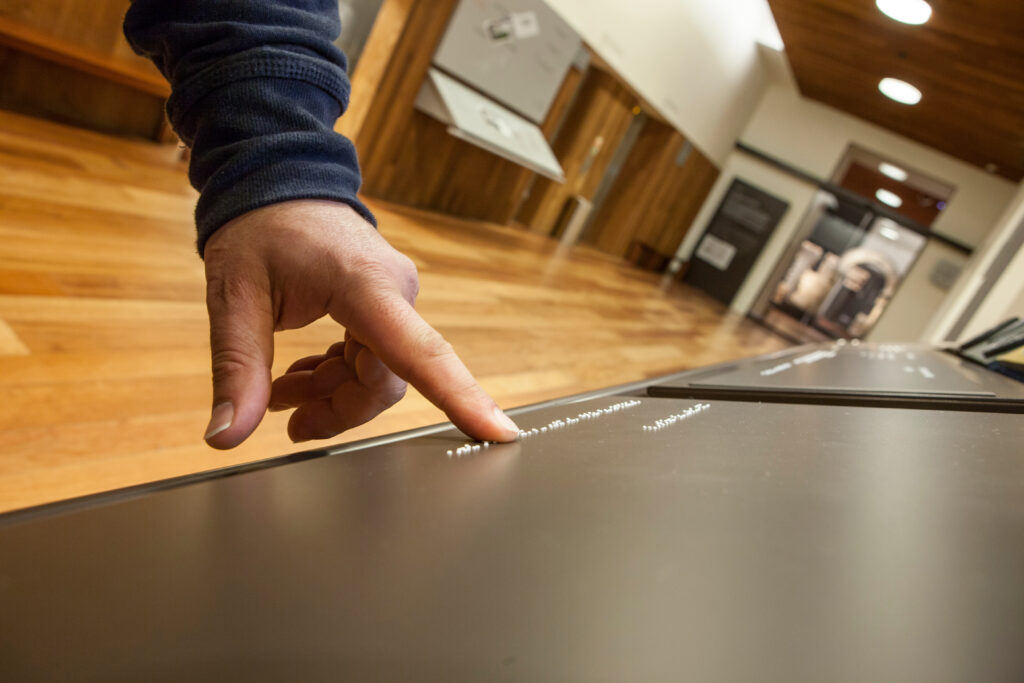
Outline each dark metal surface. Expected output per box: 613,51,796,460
3,396,1024,681
0,374,661,526
650,342,1024,412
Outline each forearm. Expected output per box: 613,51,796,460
124,0,375,255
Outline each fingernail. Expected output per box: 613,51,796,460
204,402,234,440
493,406,519,437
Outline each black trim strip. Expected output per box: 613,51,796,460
733,142,973,255
647,384,1024,414
735,141,821,186
925,230,974,255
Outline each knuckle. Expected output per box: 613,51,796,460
398,253,418,280
343,258,393,300
210,347,260,383
400,257,420,301
375,381,408,412
346,251,420,302
417,328,455,363
205,271,261,310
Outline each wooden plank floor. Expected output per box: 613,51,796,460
0,110,789,513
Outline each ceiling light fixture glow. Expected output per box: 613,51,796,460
876,0,933,25
879,77,922,105
876,188,903,208
878,162,909,182
879,225,902,241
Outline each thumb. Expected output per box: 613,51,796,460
203,273,275,449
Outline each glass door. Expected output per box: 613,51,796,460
755,191,927,342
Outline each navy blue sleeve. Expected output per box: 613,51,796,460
124,0,376,256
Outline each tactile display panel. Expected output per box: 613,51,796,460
653,342,1024,403
2,397,1024,681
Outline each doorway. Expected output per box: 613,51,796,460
750,146,955,343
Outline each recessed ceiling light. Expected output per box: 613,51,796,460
876,0,932,25
879,225,902,241
879,77,922,105
876,188,904,208
878,162,909,182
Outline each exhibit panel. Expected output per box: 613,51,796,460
432,0,582,124
650,341,1024,412
684,178,790,305
3,394,1024,681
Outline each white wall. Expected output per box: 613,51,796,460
923,182,1024,343
742,85,1017,247
675,152,818,315
966,243,1024,339
869,241,969,341
676,80,1019,341
545,0,779,165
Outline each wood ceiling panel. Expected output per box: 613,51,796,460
767,0,1024,182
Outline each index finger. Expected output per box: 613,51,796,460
338,292,519,442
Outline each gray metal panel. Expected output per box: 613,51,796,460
3,397,1024,681
659,342,1024,399
415,68,566,181
433,0,581,123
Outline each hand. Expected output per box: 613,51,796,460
200,200,520,449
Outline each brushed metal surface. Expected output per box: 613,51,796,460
2,397,1023,681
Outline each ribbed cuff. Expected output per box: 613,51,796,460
167,48,350,145
180,66,375,256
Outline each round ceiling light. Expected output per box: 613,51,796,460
876,0,932,25
879,77,922,105
878,162,909,182
876,188,904,208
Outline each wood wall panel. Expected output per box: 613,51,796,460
586,119,719,264
354,0,586,226
3,0,133,56
354,0,458,188
1,0,142,58
515,67,638,235
0,47,166,140
335,0,415,141
0,1,168,140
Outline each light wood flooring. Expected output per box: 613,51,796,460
0,110,789,513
